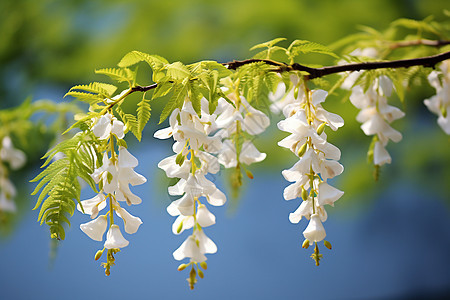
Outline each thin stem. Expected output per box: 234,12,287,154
109,194,114,225
389,39,450,49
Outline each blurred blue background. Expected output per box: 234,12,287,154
1,0,450,299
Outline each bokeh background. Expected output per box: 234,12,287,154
1,0,449,299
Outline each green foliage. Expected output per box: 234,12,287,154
95,68,136,84
137,96,151,140
250,38,287,59
65,82,118,105
286,40,339,61
238,62,281,105
31,132,98,240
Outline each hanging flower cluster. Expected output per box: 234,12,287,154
0,136,26,213
77,112,146,275
424,60,450,135
215,80,270,191
347,76,405,168
155,98,226,289
273,76,345,265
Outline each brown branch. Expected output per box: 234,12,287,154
389,39,450,49
290,51,450,79
129,51,450,92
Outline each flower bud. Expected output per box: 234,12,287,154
324,240,332,250
441,105,447,118
246,170,254,179
316,122,326,135
297,143,307,157
177,264,188,271
176,220,184,234
176,153,185,166
200,261,208,270
301,187,308,200
198,269,204,279
302,239,310,249
94,249,104,261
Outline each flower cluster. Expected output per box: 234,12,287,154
155,98,226,289
348,75,405,167
272,76,344,265
0,136,26,213
78,112,146,275
214,82,270,192
424,60,450,135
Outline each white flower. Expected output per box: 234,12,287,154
77,193,107,219
218,140,266,168
173,230,217,263
317,182,344,207
80,215,108,241
92,149,146,205
303,214,327,244
0,136,26,170
115,206,143,234
0,191,16,212
348,76,405,165
173,235,207,262
424,61,450,135
373,141,391,165
196,204,216,228
92,113,125,140
104,224,129,249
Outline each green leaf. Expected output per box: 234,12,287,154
167,62,191,81
189,81,203,116
32,132,97,240
137,96,151,139
250,38,286,51
287,40,339,60
63,91,103,104
116,107,140,140
68,82,117,98
152,79,173,99
95,68,135,83
159,82,188,124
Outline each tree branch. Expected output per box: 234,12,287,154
291,51,450,79
389,39,450,49
130,51,450,92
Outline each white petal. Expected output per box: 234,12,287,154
92,114,112,139
173,235,206,262
437,114,450,135
119,168,147,186
283,181,302,201
80,215,108,241
118,147,138,168
77,193,106,219
206,188,226,206
196,204,216,227
317,182,344,207
104,224,129,249
373,141,392,165
0,137,26,170
311,89,328,106
239,141,266,165
172,215,194,234
303,214,326,244
243,109,270,135
111,119,125,139
289,200,312,223
115,207,142,234
0,192,16,213
196,230,217,254
154,127,173,139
